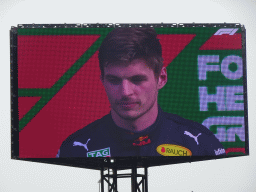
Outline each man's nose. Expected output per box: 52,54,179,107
120,80,134,96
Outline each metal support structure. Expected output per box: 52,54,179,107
101,167,104,192
131,163,137,192
113,167,118,191
144,167,148,192
100,164,148,192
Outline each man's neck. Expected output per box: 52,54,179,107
111,102,159,132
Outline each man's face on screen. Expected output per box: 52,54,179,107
102,59,165,121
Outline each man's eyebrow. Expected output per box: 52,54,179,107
104,74,148,79
129,75,148,79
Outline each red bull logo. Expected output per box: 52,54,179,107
133,135,151,146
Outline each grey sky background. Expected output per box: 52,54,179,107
1,0,256,191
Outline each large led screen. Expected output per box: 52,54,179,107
11,23,249,169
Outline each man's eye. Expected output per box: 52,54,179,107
131,78,145,84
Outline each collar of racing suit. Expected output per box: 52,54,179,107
107,106,164,147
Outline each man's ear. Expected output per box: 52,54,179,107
157,67,167,90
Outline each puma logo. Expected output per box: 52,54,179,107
184,131,201,145
73,139,91,151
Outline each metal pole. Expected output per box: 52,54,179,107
142,174,145,192
144,167,148,192
131,164,137,192
113,167,117,192
101,167,104,192
108,167,110,191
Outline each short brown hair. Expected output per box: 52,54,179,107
98,28,163,78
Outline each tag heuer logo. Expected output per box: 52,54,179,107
87,147,111,157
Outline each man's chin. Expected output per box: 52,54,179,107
115,109,143,121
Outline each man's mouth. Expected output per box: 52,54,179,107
117,101,139,109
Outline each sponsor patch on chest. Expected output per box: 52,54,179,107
156,144,192,156
133,135,151,146
87,147,111,157
214,148,226,155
